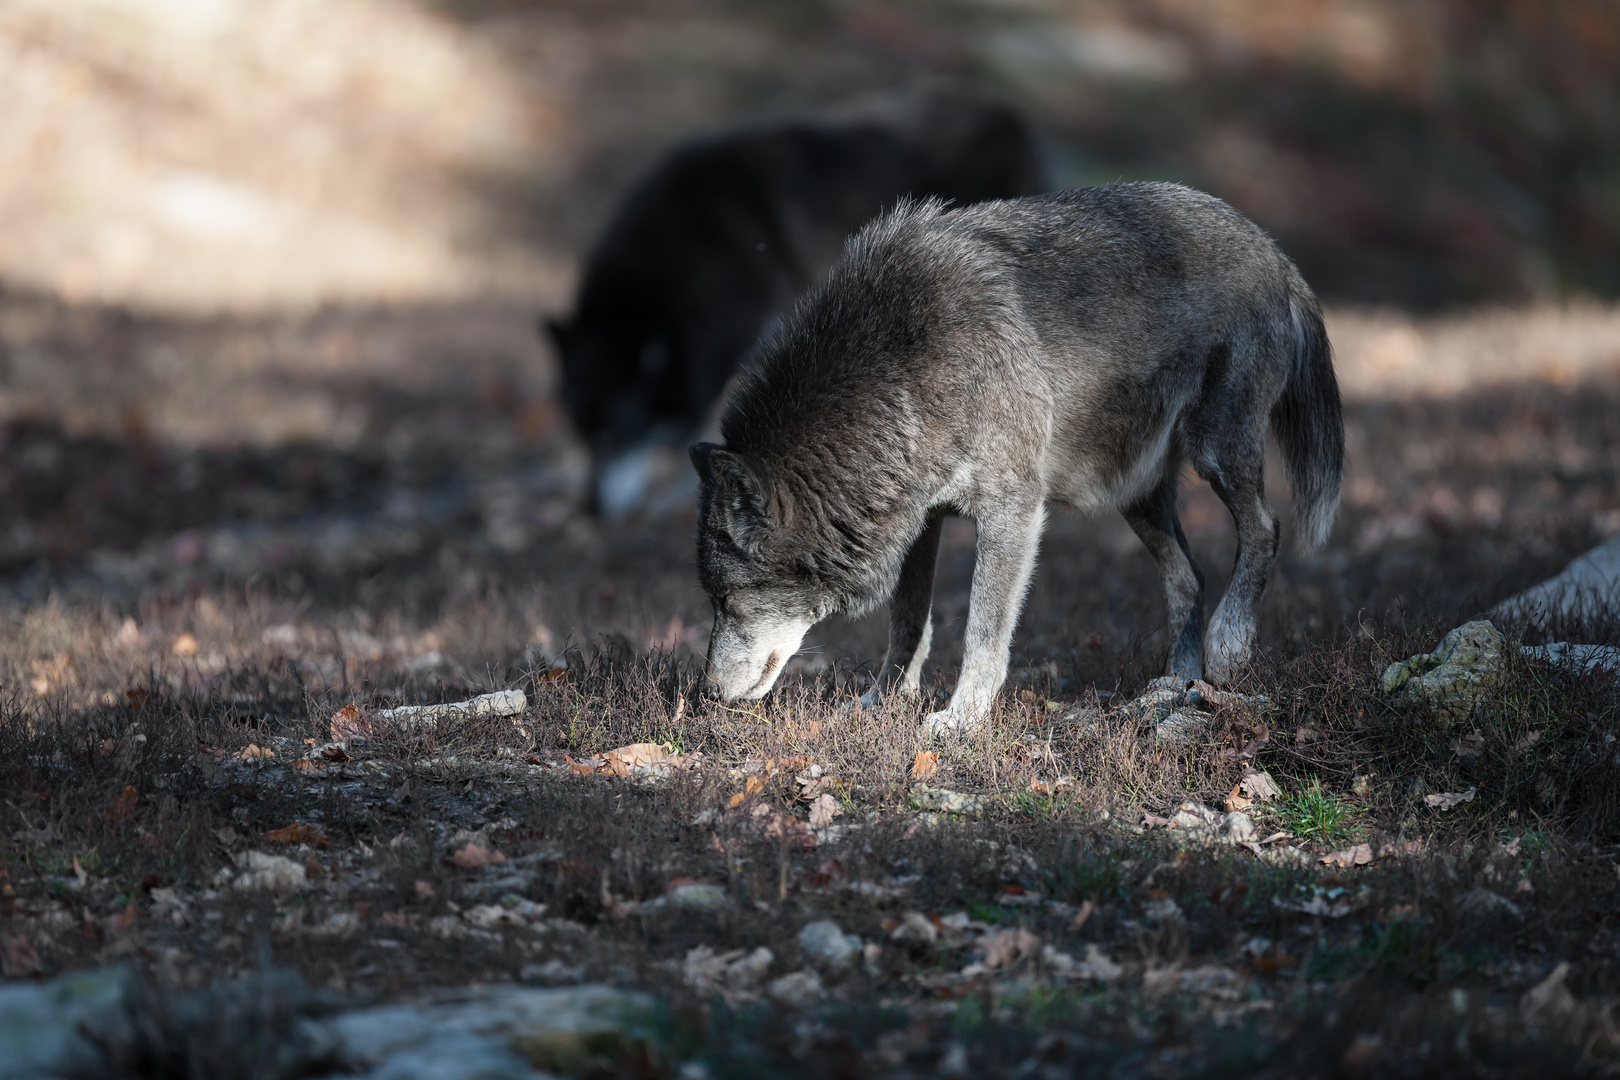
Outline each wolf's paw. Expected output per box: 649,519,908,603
921,708,977,738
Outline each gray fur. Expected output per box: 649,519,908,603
690,182,1344,732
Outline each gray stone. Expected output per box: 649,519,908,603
320,984,655,1076
1380,620,1505,722
0,967,133,1079
1522,641,1620,681
797,921,862,969
908,786,986,815
1493,536,1620,633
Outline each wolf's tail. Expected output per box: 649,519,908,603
1271,287,1344,552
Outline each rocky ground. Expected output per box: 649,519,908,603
3,2,1620,1075
1,286,1619,1078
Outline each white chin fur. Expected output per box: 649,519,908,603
710,615,811,701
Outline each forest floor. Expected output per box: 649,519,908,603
2,290,1620,1078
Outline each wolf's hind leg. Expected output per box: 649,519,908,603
1122,473,1206,683
1204,469,1279,684
925,495,1045,735
864,513,945,705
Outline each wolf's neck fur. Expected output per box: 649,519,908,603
723,373,932,619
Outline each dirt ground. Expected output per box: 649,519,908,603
4,1,1620,1076
2,287,1620,1078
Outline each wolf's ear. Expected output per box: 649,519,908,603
694,446,772,551
689,442,718,483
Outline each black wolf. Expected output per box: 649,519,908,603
690,182,1343,732
546,93,1041,515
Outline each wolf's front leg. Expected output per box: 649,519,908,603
861,513,945,707
924,497,1046,735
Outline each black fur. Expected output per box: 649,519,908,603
549,92,1042,464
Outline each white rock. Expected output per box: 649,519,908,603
0,967,134,1079
1220,811,1257,845
766,970,825,1009
1522,642,1620,681
374,690,528,731
725,947,775,989
321,984,654,1075
888,911,939,946
230,851,306,893
798,921,862,969
1493,536,1620,631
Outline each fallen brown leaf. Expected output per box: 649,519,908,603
1425,788,1476,811
2,932,41,977
1377,838,1424,858
537,667,570,683
449,843,507,869
320,746,352,762
1241,771,1280,801
808,793,841,829
728,775,766,808
237,744,275,760
981,927,1040,970
1223,782,1253,812
910,751,940,781
330,704,371,743
602,741,673,776
1319,844,1374,868
263,823,331,848
105,785,138,827
294,759,325,773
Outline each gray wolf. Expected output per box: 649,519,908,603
545,92,1041,515
690,182,1343,733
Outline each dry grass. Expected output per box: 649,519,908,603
3,595,1618,1076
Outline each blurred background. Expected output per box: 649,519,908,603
2,0,1619,681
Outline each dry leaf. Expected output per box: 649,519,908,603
449,843,507,869
105,785,138,826
1223,783,1253,812
728,775,766,808
330,704,371,743
1318,844,1374,868
538,667,570,684
1425,788,1477,811
237,744,275,760
320,745,352,762
263,823,331,848
910,751,940,781
170,633,199,658
808,793,841,829
1241,771,1280,801
294,759,324,773
1072,898,1095,931
1,931,40,978
981,928,1040,970
1513,730,1542,753
1377,838,1423,858
602,742,673,776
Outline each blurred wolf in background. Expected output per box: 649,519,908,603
546,91,1041,516
691,182,1343,734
